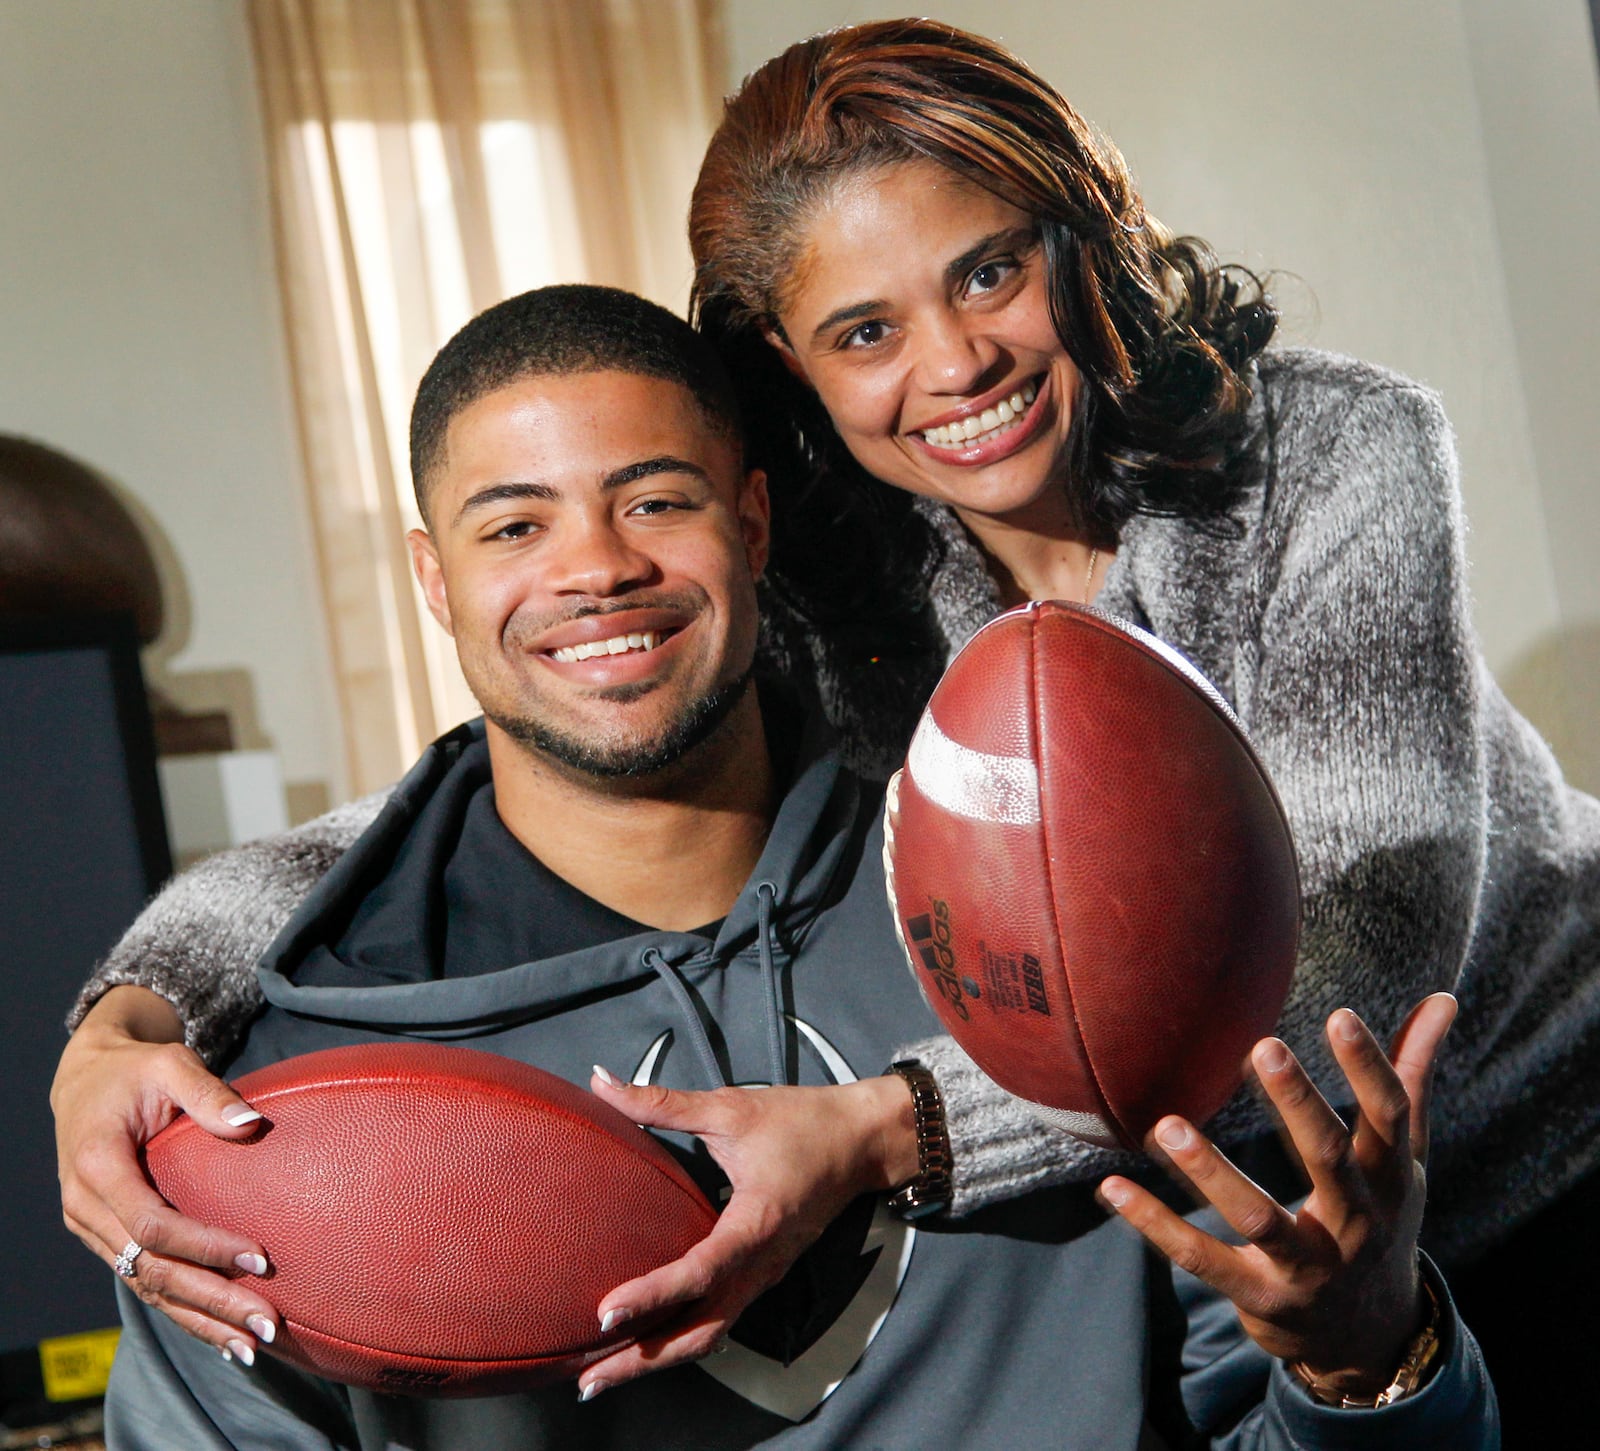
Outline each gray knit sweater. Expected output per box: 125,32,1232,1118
73,350,1600,1264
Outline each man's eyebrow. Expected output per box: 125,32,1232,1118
601,456,713,490
453,480,557,527
808,225,1039,348
452,458,712,526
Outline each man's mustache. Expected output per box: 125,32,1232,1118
502,590,705,644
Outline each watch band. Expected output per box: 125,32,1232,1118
885,1060,952,1219
1288,1274,1443,1409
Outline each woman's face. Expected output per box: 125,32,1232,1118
770,159,1081,535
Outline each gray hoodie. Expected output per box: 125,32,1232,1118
104,715,1497,1450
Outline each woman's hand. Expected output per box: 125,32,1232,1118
575,1069,919,1399
1100,992,1456,1399
51,986,280,1363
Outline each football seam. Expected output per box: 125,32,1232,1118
278,1318,627,1375
1066,605,1300,888
232,1068,717,1224
279,1314,637,1366
1026,609,1126,1146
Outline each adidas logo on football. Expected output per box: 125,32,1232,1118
906,900,980,1020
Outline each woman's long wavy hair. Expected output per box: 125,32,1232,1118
690,18,1276,631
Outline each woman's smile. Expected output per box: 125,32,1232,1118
909,373,1049,461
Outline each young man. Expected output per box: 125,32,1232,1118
75,287,1493,1448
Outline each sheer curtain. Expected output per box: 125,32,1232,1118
247,0,725,794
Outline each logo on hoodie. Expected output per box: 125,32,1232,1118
630,1019,914,1423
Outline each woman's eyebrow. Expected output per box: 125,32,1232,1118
943,225,1038,287
809,299,887,347
806,225,1040,346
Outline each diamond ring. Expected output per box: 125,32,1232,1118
113,1240,145,1279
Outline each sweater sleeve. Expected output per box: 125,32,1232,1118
66,792,387,1066
1223,378,1484,1114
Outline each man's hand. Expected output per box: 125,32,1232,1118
51,986,280,1364
575,1070,919,1400
1100,992,1456,1399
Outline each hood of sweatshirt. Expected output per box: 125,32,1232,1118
245,703,873,1098
218,705,1188,1447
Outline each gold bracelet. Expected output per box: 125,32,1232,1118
1288,1275,1442,1409
885,1060,952,1219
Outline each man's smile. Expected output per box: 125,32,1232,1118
532,605,694,677
549,629,670,664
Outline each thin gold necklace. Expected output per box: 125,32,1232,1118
1083,547,1099,604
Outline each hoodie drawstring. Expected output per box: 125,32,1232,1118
641,881,790,1091
756,881,786,1088
642,946,728,1089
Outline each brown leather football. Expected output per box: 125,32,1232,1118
143,1043,717,1396
887,601,1300,1151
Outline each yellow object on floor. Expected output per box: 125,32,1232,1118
38,1327,120,1402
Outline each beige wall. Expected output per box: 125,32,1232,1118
726,0,1600,788
0,0,345,812
5,2,1595,803
1459,0,1600,786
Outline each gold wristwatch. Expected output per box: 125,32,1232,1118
1288,1275,1443,1409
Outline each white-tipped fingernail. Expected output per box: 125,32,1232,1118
225,1338,254,1367
222,1105,263,1126
246,1314,276,1344
1102,1181,1130,1209
234,1253,268,1275
219,1345,233,1362
592,1064,619,1088
1156,1121,1191,1152
600,1305,632,1334
579,1378,608,1403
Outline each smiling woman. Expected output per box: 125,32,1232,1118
690,22,1273,664
763,162,1082,580
681,14,1600,1355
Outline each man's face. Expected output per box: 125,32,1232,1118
409,370,769,779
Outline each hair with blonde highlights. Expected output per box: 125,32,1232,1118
689,18,1276,628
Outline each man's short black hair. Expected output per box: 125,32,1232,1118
409,284,744,521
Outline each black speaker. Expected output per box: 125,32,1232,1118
0,615,171,1367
